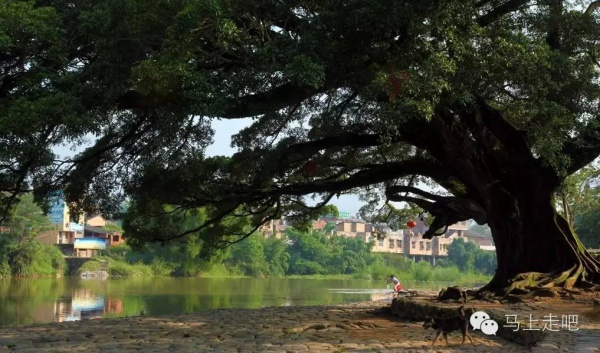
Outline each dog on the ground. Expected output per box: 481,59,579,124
422,305,474,347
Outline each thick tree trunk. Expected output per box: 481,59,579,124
479,174,600,294
405,99,600,296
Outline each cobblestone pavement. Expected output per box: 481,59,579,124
0,300,594,352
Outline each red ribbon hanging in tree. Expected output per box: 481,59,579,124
388,67,411,100
303,161,319,176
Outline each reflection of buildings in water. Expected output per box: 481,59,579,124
54,299,73,322
53,287,124,322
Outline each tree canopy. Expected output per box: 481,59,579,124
0,193,64,277
2,0,600,292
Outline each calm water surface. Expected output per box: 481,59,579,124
0,277,478,326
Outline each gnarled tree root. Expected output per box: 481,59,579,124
469,266,600,303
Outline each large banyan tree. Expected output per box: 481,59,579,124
2,0,600,293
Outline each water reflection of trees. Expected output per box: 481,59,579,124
0,277,457,326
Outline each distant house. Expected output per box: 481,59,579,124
73,238,107,258
84,226,125,247
85,215,107,227
44,191,85,245
259,214,496,262
70,225,125,258
463,229,495,251
38,202,125,257
260,219,290,239
366,220,469,264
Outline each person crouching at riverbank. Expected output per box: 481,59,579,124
388,275,402,297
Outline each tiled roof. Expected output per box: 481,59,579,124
464,229,489,239
84,226,110,234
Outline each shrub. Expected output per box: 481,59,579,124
199,263,235,277
431,265,462,282
0,260,11,278
103,244,131,260
412,261,433,281
435,258,452,267
78,258,105,273
130,263,154,277
149,258,175,276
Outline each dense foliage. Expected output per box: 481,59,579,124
87,227,491,285
557,161,600,228
120,229,378,277
577,202,600,249
443,238,497,276
557,160,599,248
2,0,600,291
0,194,65,277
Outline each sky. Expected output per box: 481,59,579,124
203,119,365,216
54,118,366,216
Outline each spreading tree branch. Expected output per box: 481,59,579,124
274,158,451,197
546,0,563,50
477,0,531,27
385,185,446,202
475,96,534,160
561,117,600,175
117,72,355,120
585,1,600,14
385,193,436,210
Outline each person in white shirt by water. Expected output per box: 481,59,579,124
387,275,402,297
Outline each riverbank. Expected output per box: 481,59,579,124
74,254,492,284
2,295,597,353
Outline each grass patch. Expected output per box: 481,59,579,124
354,254,491,284
197,263,242,278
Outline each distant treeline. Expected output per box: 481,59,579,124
0,191,495,281
0,194,66,278
79,229,495,282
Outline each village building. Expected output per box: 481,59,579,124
463,229,495,250
37,192,125,257
261,213,494,263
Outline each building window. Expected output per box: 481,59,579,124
389,240,394,248
419,241,424,250
426,242,431,251
411,241,416,249
112,235,120,242
378,239,384,246
397,239,402,248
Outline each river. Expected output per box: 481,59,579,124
0,277,482,327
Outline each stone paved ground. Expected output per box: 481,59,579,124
0,300,596,352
